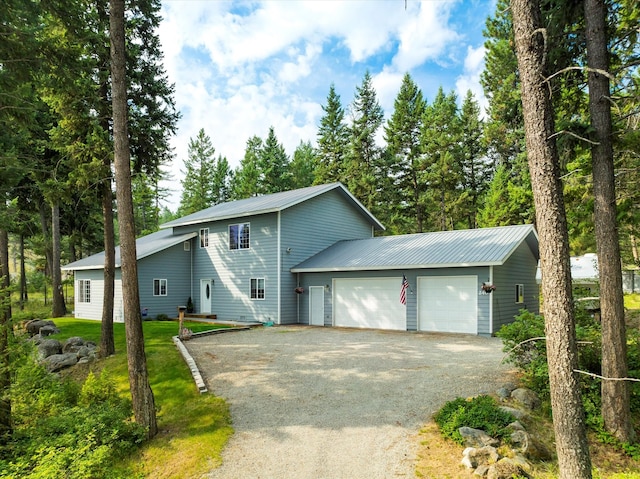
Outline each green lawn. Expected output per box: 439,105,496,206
51,318,233,479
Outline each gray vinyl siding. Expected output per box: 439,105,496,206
137,240,193,320
492,241,540,333
73,269,105,321
190,212,279,322
280,189,375,324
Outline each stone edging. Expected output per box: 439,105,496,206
172,326,253,394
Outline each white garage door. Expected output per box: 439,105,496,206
418,276,477,334
334,278,406,330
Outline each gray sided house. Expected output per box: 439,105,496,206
292,224,540,336
63,183,383,324
63,183,539,335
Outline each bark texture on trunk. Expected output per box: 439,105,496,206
584,0,635,444
0,228,12,443
109,0,157,439
511,0,592,477
100,174,116,357
51,202,67,317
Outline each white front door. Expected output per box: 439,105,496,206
200,279,212,314
309,286,324,326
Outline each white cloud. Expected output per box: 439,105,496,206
158,0,487,210
455,45,488,117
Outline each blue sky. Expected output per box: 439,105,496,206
157,0,497,209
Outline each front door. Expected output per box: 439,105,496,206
309,286,324,326
200,279,212,314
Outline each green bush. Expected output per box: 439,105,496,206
154,313,170,321
0,349,145,478
434,395,515,445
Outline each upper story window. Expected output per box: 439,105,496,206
153,279,167,296
515,284,524,304
200,228,209,248
230,223,250,250
78,279,91,303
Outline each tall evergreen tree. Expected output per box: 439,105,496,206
512,0,592,475
259,126,291,194
420,88,462,231
345,71,385,216
109,0,157,439
231,136,263,199
384,73,426,233
178,129,217,216
212,155,232,205
290,140,317,189
315,84,349,185
458,90,489,229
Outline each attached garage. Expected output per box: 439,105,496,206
418,276,477,334
334,277,406,330
292,224,540,336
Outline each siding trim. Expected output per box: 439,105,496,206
277,210,282,324
489,265,494,334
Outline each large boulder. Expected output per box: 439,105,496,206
510,430,553,461
62,336,85,353
38,339,62,359
43,353,78,372
461,445,500,469
458,427,499,447
511,388,540,410
487,458,530,479
25,319,59,337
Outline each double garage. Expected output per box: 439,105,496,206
292,224,541,336
331,276,478,334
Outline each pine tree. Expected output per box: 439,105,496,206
178,129,217,216
231,136,263,199
420,88,462,231
458,90,489,229
315,84,349,185
290,141,317,189
258,127,291,194
384,73,426,233
345,71,384,216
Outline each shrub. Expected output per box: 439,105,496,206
155,313,170,321
434,395,515,445
1,347,145,478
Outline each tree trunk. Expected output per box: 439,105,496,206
51,202,67,317
98,2,116,357
0,228,12,443
20,233,27,309
584,0,635,444
109,0,157,439
511,0,592,477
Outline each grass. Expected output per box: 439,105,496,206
50,318,234,479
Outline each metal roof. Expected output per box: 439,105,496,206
62,228,197,271
291,224,538,273
160,182,384,230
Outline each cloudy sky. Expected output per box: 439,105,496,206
157,0,496,209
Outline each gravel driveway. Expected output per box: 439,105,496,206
185,326,514,479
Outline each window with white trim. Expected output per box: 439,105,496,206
200,228,209,248
153,279,167,296
250,278,265,300
230,223,250,250
78,279,91,303
515,284,524,303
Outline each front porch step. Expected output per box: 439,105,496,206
183,314,217,320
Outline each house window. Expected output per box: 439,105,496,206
251,278,265,300
515,284,524,304
230,223,250,250
200,228,209,248
154,279,167,296
78,279,91,303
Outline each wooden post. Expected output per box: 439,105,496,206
178,305,186,339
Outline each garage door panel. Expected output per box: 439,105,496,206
418,276,477,334
334,278,406,331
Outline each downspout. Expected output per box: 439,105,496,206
296,272,300,324
277,211,281,324
489,265,494,334
190,238,193,301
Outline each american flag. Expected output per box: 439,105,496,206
400,275,409,305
